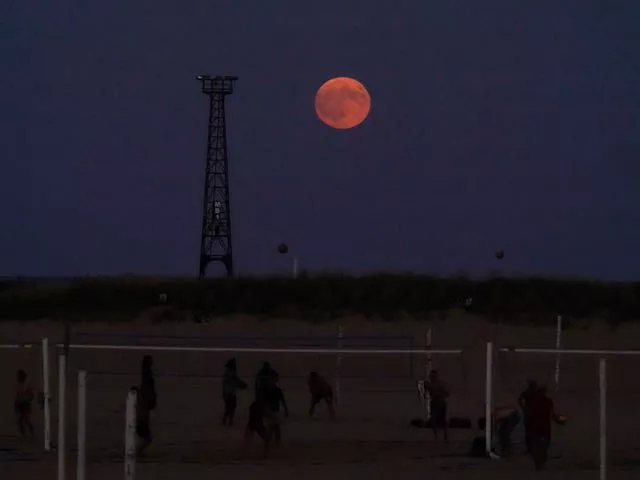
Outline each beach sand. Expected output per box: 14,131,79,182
1,315,640,479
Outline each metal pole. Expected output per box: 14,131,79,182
425,328,433,419
485,342,493,456
124,388,137,480
554,315,562,391
599,358,607,480
335,323,343,405
77,371,86,480
42,337,51,451
57,354,67,480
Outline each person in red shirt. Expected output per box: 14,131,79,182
308,371,335,420
527,386,555,469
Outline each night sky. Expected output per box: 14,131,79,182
3,1,639,279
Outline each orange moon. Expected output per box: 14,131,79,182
314,77,371,129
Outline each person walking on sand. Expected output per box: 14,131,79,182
140,355,157,411
518,378,539,452
136,355,156,454
15,369,35,437
425,369,450,442
221,357,248,426
308,371,335,420
527,386,556,470
244,397,271,457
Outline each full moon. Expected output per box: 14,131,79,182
314,77,371,129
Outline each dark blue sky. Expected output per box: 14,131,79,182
3,1,639,279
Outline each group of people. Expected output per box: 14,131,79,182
222,358,336,455
12,357,157,455
416,370,562,470
13,356,561,468
131,355,334,457
12,355,334,458
472,378,563,470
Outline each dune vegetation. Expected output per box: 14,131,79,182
1,274,638,326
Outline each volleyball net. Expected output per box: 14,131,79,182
28,329,468,477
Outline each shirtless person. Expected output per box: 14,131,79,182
425,370,450,441
308,371,335,420
15,369,35,437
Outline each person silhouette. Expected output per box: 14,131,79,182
221,357,247,426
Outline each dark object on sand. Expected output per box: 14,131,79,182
449,417,472,429
469,436,500,458
469,436,486,457
410,418,426,428
409,417,471,429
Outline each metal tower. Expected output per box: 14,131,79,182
197,75,238,278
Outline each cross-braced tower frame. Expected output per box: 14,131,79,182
197,75,237,278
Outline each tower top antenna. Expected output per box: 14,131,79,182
197,75,238,95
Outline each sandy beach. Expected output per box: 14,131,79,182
2,315,640,479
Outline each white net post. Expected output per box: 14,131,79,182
485,341,493,456
77,370,87,480
58,354,67,480
554,315,562,392
335,323,344,405
42,337,51,452
124,388,137,480
425,328,433,419
599,358,607,480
